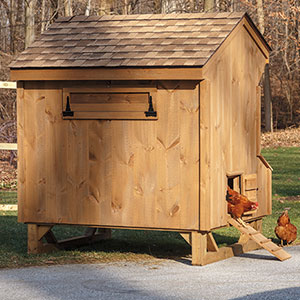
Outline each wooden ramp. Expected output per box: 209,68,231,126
228,218,291,261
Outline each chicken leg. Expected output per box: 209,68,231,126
237,218,248,228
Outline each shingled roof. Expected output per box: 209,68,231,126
11,12,248,69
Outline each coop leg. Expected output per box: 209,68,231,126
96,228,112,240
28,224,55,254
191,231,207,266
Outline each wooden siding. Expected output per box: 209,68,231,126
18,81,200,230
200,20,270,230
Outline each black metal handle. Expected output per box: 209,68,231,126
63,96,74,117
144,95,157,117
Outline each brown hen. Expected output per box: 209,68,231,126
226,186,258,226
275,210,297,246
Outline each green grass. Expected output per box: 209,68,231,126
0,211,190,268
262,147,300,197
0,191,17,204
0,147,299,268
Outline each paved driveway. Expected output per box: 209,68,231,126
0,246,299,300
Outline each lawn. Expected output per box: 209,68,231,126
0,147,299,268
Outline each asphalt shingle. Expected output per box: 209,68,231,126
10,12,245,69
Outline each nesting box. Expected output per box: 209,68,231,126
11,12,272,265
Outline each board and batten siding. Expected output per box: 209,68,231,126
200,20,271,230
17,81,200,230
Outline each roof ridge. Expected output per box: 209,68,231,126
55,12,246,23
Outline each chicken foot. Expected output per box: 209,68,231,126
237,218,248,227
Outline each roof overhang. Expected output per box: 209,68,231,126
10,67,204,81
202,14,270,74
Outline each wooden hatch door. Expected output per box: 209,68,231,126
62,89,158,120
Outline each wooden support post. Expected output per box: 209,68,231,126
180,232,191,245
28,224,54,254
97,228,112,239
191,231,207,265
207,232,219,252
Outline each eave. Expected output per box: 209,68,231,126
10,67,204,81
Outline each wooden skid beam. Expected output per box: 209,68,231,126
27,224,112,254
190,230,262,266
189,218,289,265
203,239,261,265
57,229,112,249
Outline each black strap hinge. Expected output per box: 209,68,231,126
144,95,157,117
63,96,74,117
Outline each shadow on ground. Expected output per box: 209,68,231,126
232,287,300,300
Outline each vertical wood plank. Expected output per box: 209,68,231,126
156,87,181,228
200,80,211,231
66,120,89,223
94,120,113,225
17,82,25,222
256,86,262,155
191,231,207,265
178,84,200,230
45,88,67,223
23,86,46,222
28,224,43,254
86,120,106,224
132,119,157,227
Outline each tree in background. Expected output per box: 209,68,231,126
0,0,299,133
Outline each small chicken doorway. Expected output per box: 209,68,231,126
227,173,242,193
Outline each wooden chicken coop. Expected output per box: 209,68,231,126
11,12,273,265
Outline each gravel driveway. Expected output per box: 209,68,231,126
0,246,299,300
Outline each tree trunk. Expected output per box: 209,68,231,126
123,0,128,14
25,0,36,49
256,0,264,34
99,0,112,15
9,0,17,54
162,0,177,13
204,0,214,12
41,0,46,33
65,0,73,16
85,0,91,16
263,64,273,132
296,0,300,69
230,0,235,12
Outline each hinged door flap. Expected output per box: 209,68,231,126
244,173,257,201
